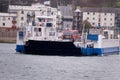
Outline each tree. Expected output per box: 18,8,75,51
82,20,92,33
116,0,120,7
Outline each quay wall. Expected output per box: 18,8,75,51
0,29,17,43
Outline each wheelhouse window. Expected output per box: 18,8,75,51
34,28,42,36
21,10,24,14
46,23,52,27
49,32,55,36
13,17,16,20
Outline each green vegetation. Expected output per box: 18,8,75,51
1,0,120,12
116,0,120,7
82,20,92,33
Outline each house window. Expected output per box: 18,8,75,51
110,18,112,21
93,18,95,20
93,23,95,25
21,17,24,20
87,17,89,20
51,12,54,15
104,18,106,20
8,17,10,20
105,13,107,15
110,23,112,25
87,12,89,15
21,10,24,14
93,12,95,15
3,23,5,26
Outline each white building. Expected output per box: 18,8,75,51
81,8,116,27
4,3,62,28
0,13,17,28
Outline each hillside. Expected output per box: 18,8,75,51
0,0,119,12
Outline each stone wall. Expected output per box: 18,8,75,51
0,29,17,43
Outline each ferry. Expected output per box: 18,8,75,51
81,28,120,56
16,16,120,56
16,14,82,56
15,11,120,56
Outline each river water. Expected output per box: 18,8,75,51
0,43,120,80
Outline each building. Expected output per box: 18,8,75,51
57,0,71,6
0,13,17,28
73,7,118,29
8,3,62,28
0,3,62,29
115,8,120,29
58,5,73,30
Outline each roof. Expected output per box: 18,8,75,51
80,7,118,13
58,5,73,17
0,12,16,17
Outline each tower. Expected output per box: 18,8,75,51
73,7,83,33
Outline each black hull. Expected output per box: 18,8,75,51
25,40,81,56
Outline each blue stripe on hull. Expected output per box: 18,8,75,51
81,48,102,56
16,45,25,53
81,47,120,56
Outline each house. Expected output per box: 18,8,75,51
0,12,17,29
0,3,61,29
8,3,62,28
81,7,117,27
73,7,118,31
